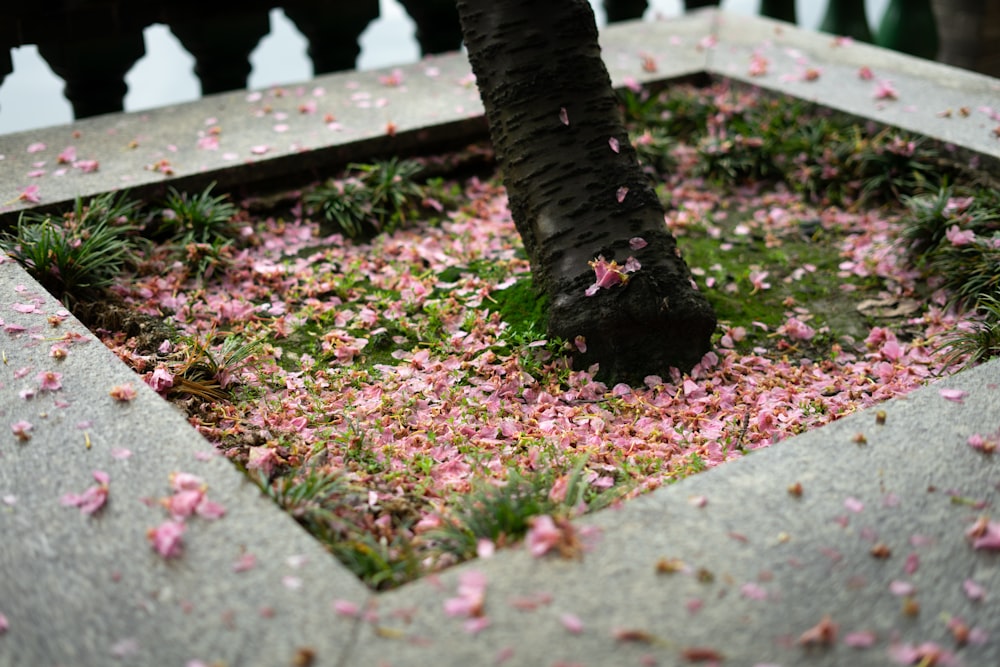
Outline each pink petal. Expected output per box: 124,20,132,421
939,388,967,403
170,472,205,492
196,499,226,520
332,599,359,617
844,497,864,513
147,520,185,558
740,582,768,600
561,613,584,634
608,137,620,153
558,107,569,126
844,631,876,648
166,489,204,519
963,579,986,601
526,515,562,557
889,580,915,596
616,186,629,203
689,495,708,508
463,616,491,634
629,237,647,250
232,553,257,572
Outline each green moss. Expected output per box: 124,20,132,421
485,276,549,339
677,210,875,351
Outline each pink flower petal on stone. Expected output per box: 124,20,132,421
874,79,898,100
689,495,708,508
609,137,620,153
843,630,877,648
889,580,915,596
971,522,1000,550
36,370,63,391
147,520,185,558
561,613,584,634
740,582,768,600
616,186,629,203
18,185,41,203
60,470,110,515
963,579,986,601
11,420,32,441
525,514,561,557
629,237,647,250
166,489,204,519
844,497,864,513
332,599,360,617
233,553,257,572
195,499,226,520
109,383,137,402
463,616,491,634
476,539,495,559
939,388,966,403
558,107,569,126
170,472,205,492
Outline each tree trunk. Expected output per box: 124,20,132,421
456,0,716,383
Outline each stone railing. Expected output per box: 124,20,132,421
1,0,996,124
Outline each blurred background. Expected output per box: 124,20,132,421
3,0,985,135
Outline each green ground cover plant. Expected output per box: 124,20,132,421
5,82,997,589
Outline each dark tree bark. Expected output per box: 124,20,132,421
456,0,716,383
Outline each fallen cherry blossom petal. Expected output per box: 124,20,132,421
463,616,491,634
147,520,185,559
11,420,32,441
798,615,837,646
525,514,561,557
233,553,257,573
109,383,137,402
963,579,986,601
889,580,915,597
60,470,110,515
939,388,967,403
844,497,864,513
843,630,877,648
561,613,584,634
332,599,359,617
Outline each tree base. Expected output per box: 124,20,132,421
551,271,716,385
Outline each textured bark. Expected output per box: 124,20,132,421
456,0,716,383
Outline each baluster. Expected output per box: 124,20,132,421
167,9,270,95
284,1,380,74
877,0,939,60
1,46,11,92
931,0,1000,77
37,33,146,119
396,0,463,55
819,0,873,42
604,0,648,22
760,0,796,24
